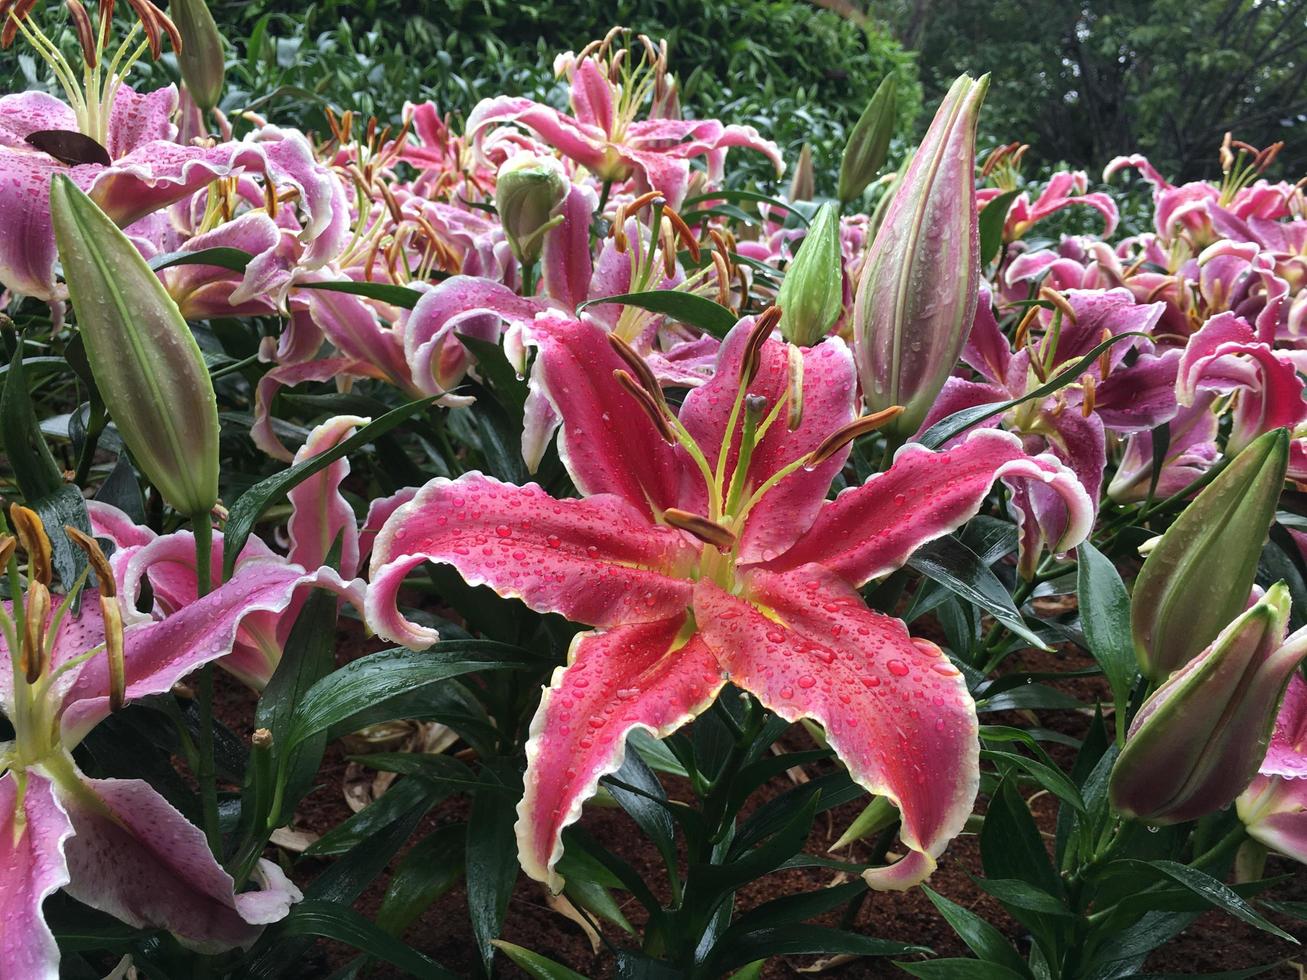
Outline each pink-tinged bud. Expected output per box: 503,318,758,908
788,144,815,203
777,201,842,346
1131,429,1288,681
1110,583,1307,825
171,0,225,111
852,73,988,440
50,174,219,516
838,74,898,205
495,154,569,266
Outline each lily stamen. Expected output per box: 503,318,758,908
662,508,737,551
806,406,905,467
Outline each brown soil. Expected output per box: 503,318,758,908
211,619,1307,979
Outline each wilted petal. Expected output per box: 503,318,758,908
367,472,697,649
767,429,1092,585
0,770,72,980
516,617,722,890
53,770,297,951
694,567,978,890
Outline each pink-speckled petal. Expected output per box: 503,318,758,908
568,58,616,134
301,286,409,389
961,285,1013,384
0,148,95,300
542,183,598,310
287,415,366,577
106,84,178,158
164,211,287,318
252,357,363,461
913,377,1009,439
0,770,72,980
694,566,978,891
529,313,695,517
359,487,419,563
1094,349,1180,433
0,91,78,145
516,617,722,890
766,428,1093,586
1240,775,1307,863
53,771,298,951
679,318,858,562
366,471,697,648
1261,674,1307,779
467,96,607,173
86,500,156,551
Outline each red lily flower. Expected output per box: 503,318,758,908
367,314,1092,892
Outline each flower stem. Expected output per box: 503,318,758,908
192,513,221,855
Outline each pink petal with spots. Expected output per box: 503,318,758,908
516,617,722,890
287,414,366,576
1241,775,1307,863
0,91,77,145
679,318,858,562
568,59,616,134
359,487,419,563
467,96,607,173
366,471,697,649
529,313,696,517
765,429,1093,586
0,770,72,980
52,769,298,951
694,567,978,891
542,183,598,310
299,285,409,389
1261,674,1307,779
913,377,1009,439
961,285,1013,385
105,84,178,158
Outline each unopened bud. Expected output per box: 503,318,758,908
777,202,843,347
171,0,225,111
495,154,569,266
838,74,898,205
788,144,815,203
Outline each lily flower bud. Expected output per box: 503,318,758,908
495,154,569,266
1131,428,1288,681
1110,583,1307,824
838,74,898,205
171,0,225,111
788,144,815,203
852,73,989,440
777,202,843,347
50,173,220,516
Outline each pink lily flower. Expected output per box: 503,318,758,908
90,416,394,689
1237,674,1307,865
466,32,782,208
367,313,1092,892
978,169,1119,243
916,286,1170,571
0,509,300,979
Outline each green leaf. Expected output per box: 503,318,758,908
1076,541,1137,744
918,332,1147,449
148,246,255,274
981,776,1063,897
972,877,1073,916
273,900,454,977
714,925,927,973
285,642,532,752
899,961,1029,980
2,347,64,500
979,189,1020,265
222,397,437,578
922,887,1029,974
578,290,738,338
467,759,521,974
1119,860,1298,943
305,777,443,857
682,188,810,225
604,742,679,881
981,750,1085,813
491,941,589,980
29,483,93,593
908,534,1050,650
298,279,427,307
377,823,466,936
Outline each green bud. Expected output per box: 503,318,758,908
50,174,219,516
171,0,225,112
495,155,569,267
1131,428,1288,681
788,144,815,203
1111,583,1307,824
776,201,843,347
838,74,898,205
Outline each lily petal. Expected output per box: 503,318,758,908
0,770,72,980
286,414,367,577
516,616,722,891
694,566,979,890
367,472,697,649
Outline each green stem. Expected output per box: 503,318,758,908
72,402,107,487
192,513,221,855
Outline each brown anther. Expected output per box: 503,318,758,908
711,250,732,308
123,0,180,59
638,33,659,67
661,223,677,278
1080,374,1097,418
1220,132,1235,173
609,332,663,401
1256,142,1284,174
252,727,274,749
100,594,125,710
66,0,98,67
1010,144,1030,169
1098,326,1113,377
613,370,675,444
379,181,404,225
626,190,663,215
662,206,700,264
0,534,15,570
807,406,905,466
608,47,627,83
1039,287,1078,324
662,508,737,551
22,580,50,684
65,526,115,598
262,178,279,220
1013,303,1042,350
10,505,51,587
743,307,782,385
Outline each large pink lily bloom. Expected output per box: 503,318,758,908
0,520,302,979
978,170,1119,243
90,416,398,689
367,314,1092,892
466,52,782,208
1237,674,1307,865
